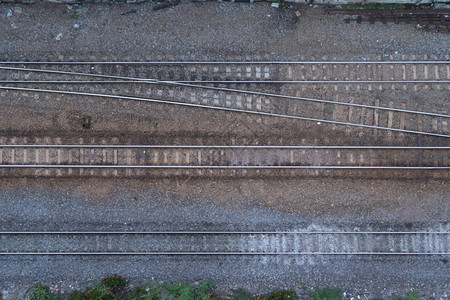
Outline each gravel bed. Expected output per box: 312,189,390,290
0,2,449,61
0,179,449,231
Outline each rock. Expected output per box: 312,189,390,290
73,23,80,29
7,9,12,17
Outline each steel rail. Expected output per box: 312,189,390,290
2,231,447,234
1,252,448,255
0,165,448,169
2,80,450,84
0,61,448,65
1,66,448,118
1,145,449,149
1,86,449,138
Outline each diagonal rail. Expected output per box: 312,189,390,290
0,85,449,138
2,80,449,84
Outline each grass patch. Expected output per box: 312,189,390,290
231,288,252,300
102,274,129,290
28,283,62,300
127,280,218,300
392,291,420,300
310,287,342,300
69,274,128,300
71,11,79,19
267,290,299,300
24,278,422,300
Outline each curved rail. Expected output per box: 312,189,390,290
1,66,448,118
1,86,449,138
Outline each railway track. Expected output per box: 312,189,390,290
0,144,448,178
1,60,449,138
1,60,449,86
326,8,450,33
1,230,449,255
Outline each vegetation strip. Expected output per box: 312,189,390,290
25,274,421,300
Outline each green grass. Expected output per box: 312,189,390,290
127,280,217,300
267,290,299,300
231,288,253,300
310,287,342,300
28,283,62,300
392,291,420,300
70,11,79,19
23,278,423,300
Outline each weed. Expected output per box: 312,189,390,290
69,282,118,300
392,291,420,300
102,274,129,290
28,283,62,300
126,286,145,299
161,280,217,300
193,280,216,300
232,288,253,300
127,285,161,300
71,11,79,19
310,287,342,300
267,290,299,300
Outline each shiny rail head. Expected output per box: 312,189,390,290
0,145,449,149
0,164,449,168
1,251,449,256
0,165,449,169
1,231,448,234
0,60,449,64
